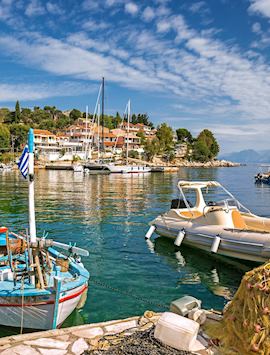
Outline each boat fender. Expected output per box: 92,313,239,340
174,229,185,247
145,225,156,240
211,235,221,253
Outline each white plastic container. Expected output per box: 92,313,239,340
154,312,199,351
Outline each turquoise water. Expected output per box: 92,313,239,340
0,165,269,336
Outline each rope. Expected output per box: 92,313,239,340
91,278,169,309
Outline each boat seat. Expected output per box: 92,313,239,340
179,211,202,219
232,210,247,229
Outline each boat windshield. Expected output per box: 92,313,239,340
201,186,249,212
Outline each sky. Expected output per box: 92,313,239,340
0,0,270,153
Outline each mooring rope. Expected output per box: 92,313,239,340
91,277,169,309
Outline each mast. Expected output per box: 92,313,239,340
101,77,105,154
28,128,36,243
97,103,100,162
126,99,130,165
85,105,88,160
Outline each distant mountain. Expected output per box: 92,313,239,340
220,149,270,163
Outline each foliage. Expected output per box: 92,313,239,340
131,113,154,127
69,109,81,122
164,151,175,162
15,101,21,123
144,138,160,161
72,155,81,162
0,124,10,151
198,129,219,159
176,128,193,143
0,152,14,163
128,150,139,159
0,108,10,123
192,140,210,162
156,123,175,153
9,124,29,150
136,131,146,145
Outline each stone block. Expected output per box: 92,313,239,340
24,338,70,349
38,349,67,355
104,320,138,335
72,327,103,339
1,345,39,355
55,335,71,342
71,338,88,355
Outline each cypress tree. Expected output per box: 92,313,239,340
15,100,21,123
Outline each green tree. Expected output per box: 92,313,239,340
113,112,122,128
0,124,10,151
144,138,160,161
69,109,81,122
156,123,174,153
176,128,193,143
128,150,139,159
192,140,210,162
9,124,29,150
21,108,33,125
136,131,146,145
0,108,10,123
15,100,21,123
55,114,71,129
197,129,219,159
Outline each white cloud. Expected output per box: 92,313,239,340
82,0,99,11
82,19,109,31
125,2,138,15
0,33,162,91
105,0,123,6
190,1,206,13
142,6,155,21
252,21,262,33
0,82,94,102
46,2,63,15
25,0,45,16
249,0,270,18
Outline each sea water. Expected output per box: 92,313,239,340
0,164,268,336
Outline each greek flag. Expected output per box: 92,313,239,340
18,145,29,179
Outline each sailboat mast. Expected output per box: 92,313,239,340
101,77,105,154
85,105,88,160
126,100,130,165
97,103,100,162
28,128,36,243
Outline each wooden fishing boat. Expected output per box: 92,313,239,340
0,129,90,330
146,181,270,263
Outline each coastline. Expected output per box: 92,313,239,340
0,159,241,172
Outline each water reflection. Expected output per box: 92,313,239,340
151,237,248,301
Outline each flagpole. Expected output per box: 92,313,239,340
28,128,36,243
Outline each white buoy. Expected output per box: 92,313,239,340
211,235,221,253
174,229,185,247
145,225,156,239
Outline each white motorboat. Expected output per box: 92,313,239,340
146,180,270,263
105,164,151,173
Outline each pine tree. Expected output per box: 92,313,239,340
15,100,21,123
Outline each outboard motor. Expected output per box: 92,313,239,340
171,199,193,209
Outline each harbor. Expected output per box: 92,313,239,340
1,0,270,352
0,166,267,325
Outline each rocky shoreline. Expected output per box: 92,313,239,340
0,159,241,172
173,159,241,168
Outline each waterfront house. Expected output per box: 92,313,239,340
34,129,85,161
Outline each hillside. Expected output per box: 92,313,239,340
220,149,270,163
